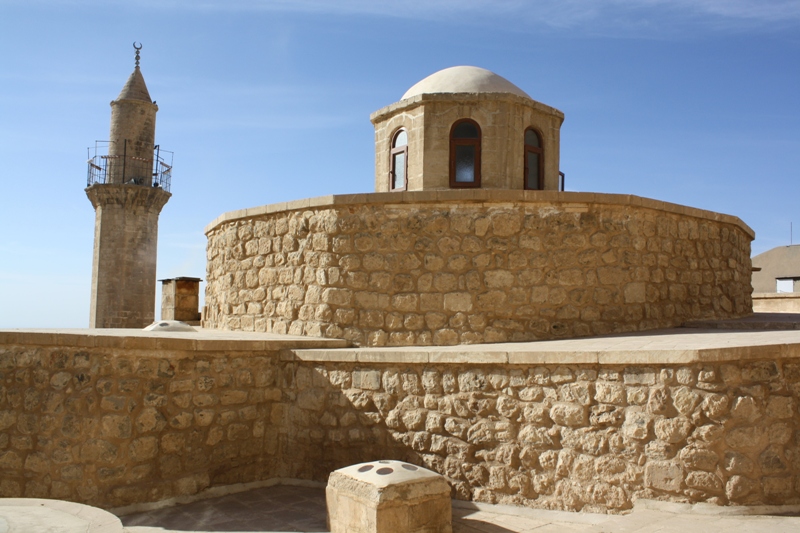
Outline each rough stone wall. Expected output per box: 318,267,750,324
282,358,800,511
203,193,753,345
0,343,284,508
2,338,800,512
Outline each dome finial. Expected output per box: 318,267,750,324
133,42,142,68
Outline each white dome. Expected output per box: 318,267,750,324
401,66,531,100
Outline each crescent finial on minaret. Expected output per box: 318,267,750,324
133,42,142,68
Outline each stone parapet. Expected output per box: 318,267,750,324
1,329,800,512
203,191,753,346
0,329,343,509
753,293,800,314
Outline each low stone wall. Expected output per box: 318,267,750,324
0,331,342,509
203,190,754,346
753,293,800,314
2,330,800,512
285,342,800,511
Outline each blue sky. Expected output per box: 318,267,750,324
1,0,798,328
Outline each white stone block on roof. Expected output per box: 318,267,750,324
327,460,452,533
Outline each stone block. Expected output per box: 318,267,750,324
644,460,683,493
327,460,452,533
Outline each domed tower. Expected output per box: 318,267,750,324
85,44,172,328
370,66,564,192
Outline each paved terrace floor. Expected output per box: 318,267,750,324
4,483,800,533
118,483,800,533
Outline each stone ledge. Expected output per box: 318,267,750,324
753,293,800,300
290,329,800,365
203,190,754,237
0,328,349,351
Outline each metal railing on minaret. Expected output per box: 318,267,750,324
87,140,172,192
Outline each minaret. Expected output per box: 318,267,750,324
86,43,172,328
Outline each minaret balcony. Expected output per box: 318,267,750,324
87,142,172,192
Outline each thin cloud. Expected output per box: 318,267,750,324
7,0,800,28
618,0,800,22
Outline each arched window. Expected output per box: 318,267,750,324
450,119,481,188
524,128,543,190
389,129,408,191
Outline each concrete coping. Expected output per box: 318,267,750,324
203,190,754,238
290,329,800,366
0,498,124,533
0,328,349,352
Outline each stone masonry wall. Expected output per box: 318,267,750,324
0,341,286,508
203,192,753,345
2,333,800,512
283,358,800,512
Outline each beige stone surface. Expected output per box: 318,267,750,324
116,483,800,533
0,498,123,532
2,327,800,512
86,63,169,330
371,92,563,192
108,69,157,186
203,191,753,346
327,460,452,533
86,184,171,329
753,293,800,313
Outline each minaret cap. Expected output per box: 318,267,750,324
116,42,152,103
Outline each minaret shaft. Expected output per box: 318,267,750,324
87,186,170,328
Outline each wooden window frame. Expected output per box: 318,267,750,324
389,128,408,192
449,119,482,188
524,127,544,190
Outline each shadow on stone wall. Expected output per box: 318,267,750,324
290,358,800,512
1,340,799,513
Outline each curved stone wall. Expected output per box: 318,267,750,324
204,191,754,345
